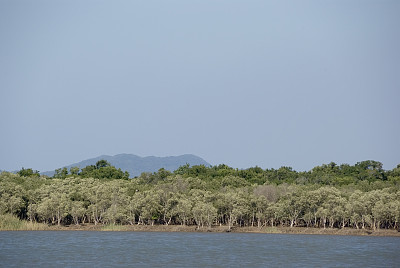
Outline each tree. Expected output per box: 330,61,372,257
0,193,24,216
190,189,217,228
280,191,305,228
133,190,162,226
70,167,80,176
17,168,40,177
175,196,192,226
174,163,191,176
54,167,68,179
96,160,111,169
155,168,171,181
103,180,130,225
36,181,70,225
355,160,386,181
86,182,110,225
192,201,217,228
80,162,129,180
70,201,86,225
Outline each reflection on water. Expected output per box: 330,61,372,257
0,231,399,267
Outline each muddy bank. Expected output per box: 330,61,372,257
41,224,400,237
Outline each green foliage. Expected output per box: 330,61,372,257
52,160,130,180
96,160,111,169
70,166,80,176
1,160,399,230
54,167,68,179
355,160,386,181
17,168,40,177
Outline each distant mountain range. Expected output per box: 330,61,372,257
41,154,210,177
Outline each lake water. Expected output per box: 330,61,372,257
0,231,399,267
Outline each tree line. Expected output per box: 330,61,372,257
1,160,399,230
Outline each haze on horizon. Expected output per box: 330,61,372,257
1,1,399,172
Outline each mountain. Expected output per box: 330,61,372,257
41,154,210,177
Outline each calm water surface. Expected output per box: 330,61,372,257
0,231,399,267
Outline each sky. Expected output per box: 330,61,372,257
1,0,399,172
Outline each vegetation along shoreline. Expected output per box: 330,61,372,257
1,160,400,236
1,215,399,237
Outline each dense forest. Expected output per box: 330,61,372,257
1,160,399,230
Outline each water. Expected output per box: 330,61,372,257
0,231,399,267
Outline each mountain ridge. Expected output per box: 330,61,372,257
41,154,210,177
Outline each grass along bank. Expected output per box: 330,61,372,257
2,219,399,237
0,214,47,231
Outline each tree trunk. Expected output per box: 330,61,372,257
57,210,61,226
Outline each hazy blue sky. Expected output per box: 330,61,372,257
1,0,399,172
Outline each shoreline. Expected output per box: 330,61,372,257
8,224,399,237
